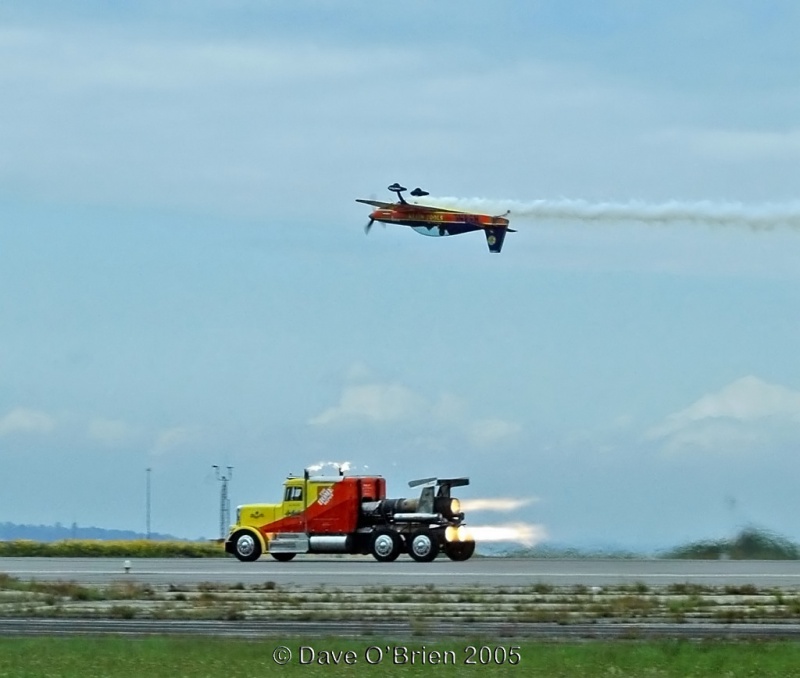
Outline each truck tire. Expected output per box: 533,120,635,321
231,530,262,562
371,528,402,562
270,553,296,562
444,540,475,561
408,529,439,562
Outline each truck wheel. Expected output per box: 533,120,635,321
371,528,402,562
408,529,439,562
231,530,262,562
270,553,296,562
444,540,476,561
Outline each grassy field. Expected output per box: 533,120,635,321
0,539,223,558
3,637,800,677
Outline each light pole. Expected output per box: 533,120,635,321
213,465,233,540
146,467,152,540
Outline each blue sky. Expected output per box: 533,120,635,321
1,1,800,548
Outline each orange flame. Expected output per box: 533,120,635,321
465,522,547,547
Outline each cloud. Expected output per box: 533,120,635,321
87,418,136,447
647,376,800,453
650,376,800,435
0,407,55,436
308,383,424,426
308,370,522,449
151,426,199,456
468,418,522,447
0,23,437,219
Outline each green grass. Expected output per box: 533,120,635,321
4,637,800,677
0,539,223,558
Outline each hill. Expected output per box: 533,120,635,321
0,521,186,542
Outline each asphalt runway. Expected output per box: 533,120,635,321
4,556,800,588
4,618,800,641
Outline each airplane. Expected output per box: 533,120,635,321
357,183,514,253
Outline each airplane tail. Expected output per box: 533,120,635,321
484,228,508,253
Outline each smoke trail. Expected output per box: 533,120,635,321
423,196,800,231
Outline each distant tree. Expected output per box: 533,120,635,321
662,526,800,560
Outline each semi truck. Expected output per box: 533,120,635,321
224,470,476,563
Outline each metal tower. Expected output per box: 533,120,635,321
213,465,233,540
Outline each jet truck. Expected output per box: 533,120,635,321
225,471,476,563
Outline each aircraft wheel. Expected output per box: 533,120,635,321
371,528,402,562
231,530,262,562
444,540,475,561
270,552,296,562
408,529,439,563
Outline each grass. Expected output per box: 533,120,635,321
6,573,800,625
4,637,800,677
0,539,224,558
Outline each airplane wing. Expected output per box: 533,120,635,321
484,227,508,254
356,199,394,208
357,198,462,213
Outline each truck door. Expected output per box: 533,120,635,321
282,485,306,532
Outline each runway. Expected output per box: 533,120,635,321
6,557,800,640
3,618,800,641
4,556,800,588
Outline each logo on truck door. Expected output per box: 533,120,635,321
318,487,334,506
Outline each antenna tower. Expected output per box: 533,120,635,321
213,465,233,540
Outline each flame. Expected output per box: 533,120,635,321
465,522,547,547
460,498,535,512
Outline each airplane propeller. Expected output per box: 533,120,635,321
364,218,375,234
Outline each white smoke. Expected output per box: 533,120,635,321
422,196,800,231
305,460,352,474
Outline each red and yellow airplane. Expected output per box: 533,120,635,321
357,183,514,253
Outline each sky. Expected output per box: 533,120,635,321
2,1,800,549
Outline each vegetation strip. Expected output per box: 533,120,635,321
3,573,800,628
2,526,799,559
0,540,223,558
5,636,800,677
